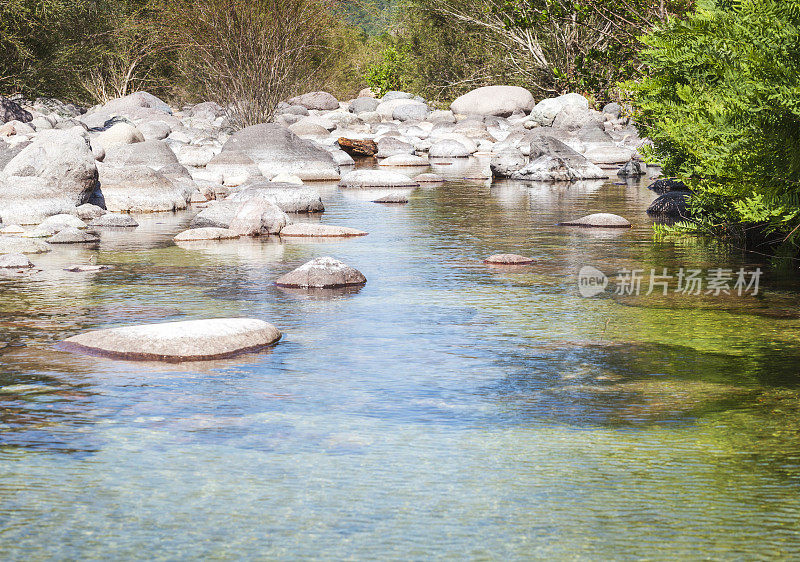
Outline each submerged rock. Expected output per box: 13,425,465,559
275,257,366,288
483,254,536,265
279,224,368,237
559,213,632,228
61,318,282,362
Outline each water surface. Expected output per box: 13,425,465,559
2,163,800,559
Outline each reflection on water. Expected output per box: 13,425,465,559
2,166,800,559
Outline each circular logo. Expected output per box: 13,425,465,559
578,266,608,297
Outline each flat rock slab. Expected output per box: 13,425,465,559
61,318,282,362
484,254,536,265
339,170,419,189
0,253,34,268
279,224,368,237
559,213,631,228
89,213,139,227
378,155,429,167
372,193,409,204
174,227,240,242
275,257,366,288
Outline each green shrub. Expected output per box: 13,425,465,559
627,0,800,250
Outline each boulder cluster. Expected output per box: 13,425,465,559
0,86,653,360
0,86,644,244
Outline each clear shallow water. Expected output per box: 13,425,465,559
2,163,800,560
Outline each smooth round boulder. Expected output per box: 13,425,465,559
48,227,100,244
75,203,106,221
61,318,281,362
558,213,631,228
95,123,145,149
275,257,366,288
450,86,534,117
279,224,367,237
288,91,339,111
0,253,34,268
39,214,87,230
429,139,470,158
349,97,381,114
339,170,419,189
484,254,535,265
174,227,239,242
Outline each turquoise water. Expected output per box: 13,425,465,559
2,168,800,559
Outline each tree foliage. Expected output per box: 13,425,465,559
627,0,800,247
369,0,693,103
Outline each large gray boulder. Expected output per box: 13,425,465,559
94,123,145,149
511,136,605,181
377,137,415,158
429,139,470,158
288,91,339,111
0,129,97,224
450,86,534,117
275,257,366,288
221,123,339,181
393,102,429,122
61,318,281,361
349,97,381,114
96,165,192,212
